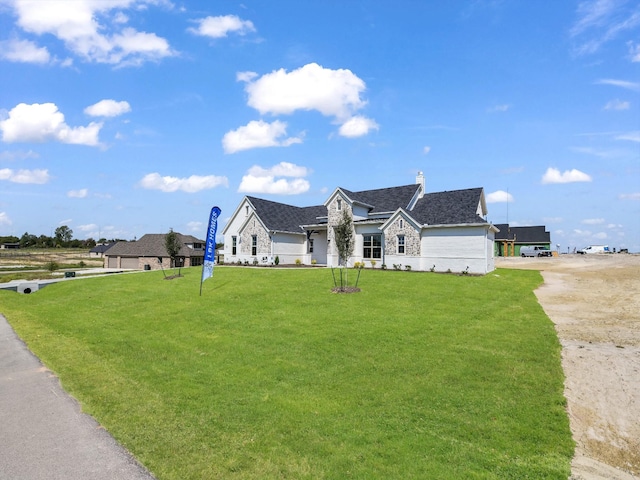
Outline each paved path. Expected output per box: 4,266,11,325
0,314,156,480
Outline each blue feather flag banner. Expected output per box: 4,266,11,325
201,206,221,288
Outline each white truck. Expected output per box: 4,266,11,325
577,245,609,254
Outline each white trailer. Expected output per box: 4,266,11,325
577,245,609,254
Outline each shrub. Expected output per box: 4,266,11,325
311,259,317,265
370,260,377,268
405,265,412,271
430,264,436,272
253,258,258,266
295,259,302,266
381,264,387,270
393,264,402,271
275,256,280,266
45,261,59,272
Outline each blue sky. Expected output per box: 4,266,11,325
0,0,638,252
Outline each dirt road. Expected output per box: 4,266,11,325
497,255,640,480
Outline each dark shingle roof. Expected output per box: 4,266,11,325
340,184,421,213
89,243,114,254
247,197,327,234
410,188,485,225
105,233,205,257
494,224,550,243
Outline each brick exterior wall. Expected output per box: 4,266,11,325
384,217,420,256
240,214,271,257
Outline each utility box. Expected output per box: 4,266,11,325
64,271,76,278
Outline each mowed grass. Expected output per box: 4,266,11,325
0,267,573,479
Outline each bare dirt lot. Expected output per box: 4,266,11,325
497,254,640,480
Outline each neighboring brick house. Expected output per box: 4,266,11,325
104,233,205,270
222,173,498,274
494,224,551,257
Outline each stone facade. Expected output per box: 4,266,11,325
327,195,353,258
384,216,420,256
240,213,271,257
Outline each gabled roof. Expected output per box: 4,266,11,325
494,224,550,243
339,184,421,213
247,196,327,234
105,233,205,257
410,188,487,225
89,243,114,254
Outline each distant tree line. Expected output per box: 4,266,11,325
0,226,124,249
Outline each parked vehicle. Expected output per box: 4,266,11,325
577,245,609,254
520,246,553,257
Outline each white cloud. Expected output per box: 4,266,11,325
77,223,98,232
0,168,50,184
571,2,640,55
615,131,640,142
240,63,369,121
0,103,102,146
487,104,511,113
582,218,605,225
84,99,131,117
423,146,431,155
139,173,228,193
604,99,630,110
593,232,608,240
0,38,50,63
67,188,88,198
248,162,311,178
188,15,255,38
619,192,640,200
8,0,175,66
596,79,640,91
238,162,311,195
541,167,592,184
543,217,564,223
222,120,303,154
0,211,12,226
486,190,514,203
338,116,379,138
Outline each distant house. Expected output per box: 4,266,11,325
493,224,551,257
89,243,114,258
0,243,20,249
222,173,498,274
104,233,205,270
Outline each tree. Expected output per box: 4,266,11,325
20,232,37,248
164,229,182,276
334,209,354,266
332,209,355,290
55,225,73,246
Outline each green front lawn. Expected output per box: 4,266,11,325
0,267,573,479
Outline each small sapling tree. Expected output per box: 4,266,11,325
333,209,354,291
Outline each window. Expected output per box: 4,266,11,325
337,198,342,210
191,256,203,266
363,234,382,259
251,235,257,256
399,219,404,229
245,205,249,216
309,238,314,253
232,236,237,255
397,235,405,254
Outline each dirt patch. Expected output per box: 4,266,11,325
497,255,640,480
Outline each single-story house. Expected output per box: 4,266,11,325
104,233,205,270
222,173,498,274
494,224,551,257
89,243,114,258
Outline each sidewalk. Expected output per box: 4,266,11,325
0,314,156,480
